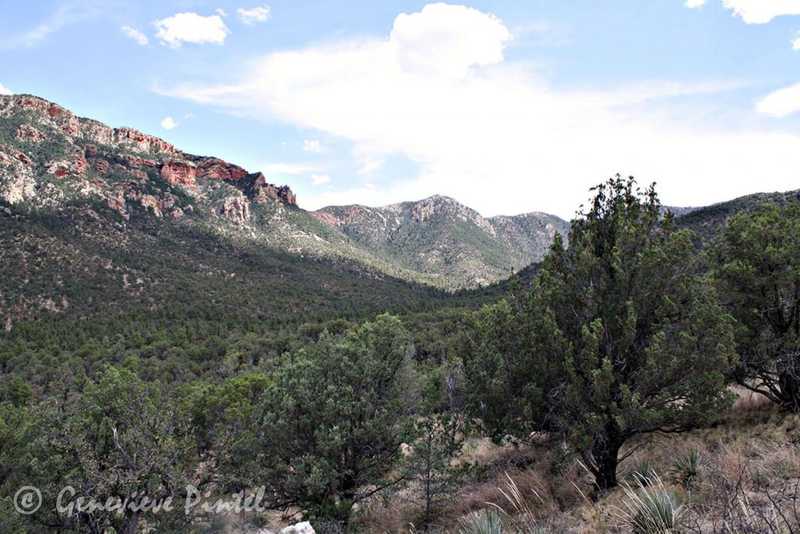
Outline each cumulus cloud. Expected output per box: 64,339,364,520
756,82,800,117
793,32,800,49
303,139,322,153
161,2,800,217
722,0,800,24
237,5,271,25
121,25,149,46
160,116,178,130
311,174,332,185
685,0,706,8
154,12,229,47
391,3,510,79
0,83,12,95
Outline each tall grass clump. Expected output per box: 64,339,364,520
458,509,504,534
614,471,682,534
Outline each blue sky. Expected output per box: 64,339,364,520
2,0,800,217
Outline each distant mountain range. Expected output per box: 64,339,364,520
1,93,797,333
313,196,567,286
0,94,567,290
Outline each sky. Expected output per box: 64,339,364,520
2,0,800,218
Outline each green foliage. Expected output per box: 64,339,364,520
0,367,194,532
464,176,736,490
405,412,467,528
460,299,548,440
714,201,800,411
217,315,418,525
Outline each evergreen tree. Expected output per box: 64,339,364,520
248,314,416,526
714,202,800,411
465,177,736,490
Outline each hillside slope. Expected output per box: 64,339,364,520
675,188,800,240
313,196,568,287
0,94,567,289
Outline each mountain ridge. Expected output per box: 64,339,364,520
0,93,568,289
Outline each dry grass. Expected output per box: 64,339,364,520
355,398,800,533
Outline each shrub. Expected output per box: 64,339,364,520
614,471,682,534
628,460,658,487
671,450,701,488
458,509,504,534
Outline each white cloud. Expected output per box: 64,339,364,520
311,174,332,185
685,0,706,8
216,8,228,17
756,82,800,117
121,25,149,46
0,83,11,95
163,2,800,217
303,139,322,153
160,116,178,130
722,0,800,24
391,3,510,79
793,32,800,49
154,12,229,47
237,5,272,25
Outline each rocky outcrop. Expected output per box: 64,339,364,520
46,148,88,178
160,159,197,187
0,94,299,221
80,119,113,145
94,159,110,175
0,145,36,205
113,128,176,155
245,173,297,206
219,193,251,224
196,157,248,181
16,124,45,143
106,190,129,220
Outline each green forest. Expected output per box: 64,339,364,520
2,176,800,533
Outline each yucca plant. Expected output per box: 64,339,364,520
613,470,683,534
627,460,658,487
458,509,505,534
671,449,701,488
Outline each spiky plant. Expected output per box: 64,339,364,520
614,470,683,534
627,460,658,487
458,509,505,534
671,449,701,488
495,473,549,534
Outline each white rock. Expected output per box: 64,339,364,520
280,522,315,534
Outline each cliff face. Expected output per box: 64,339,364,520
0,94,297,224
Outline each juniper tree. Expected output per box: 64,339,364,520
714,201,800,411
465,176,736,490
251,314,416,526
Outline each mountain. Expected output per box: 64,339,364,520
313,196,568,287
675,189,800,241
0,94,567,289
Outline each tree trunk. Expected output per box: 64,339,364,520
592,436,622,492
778,369,800,412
